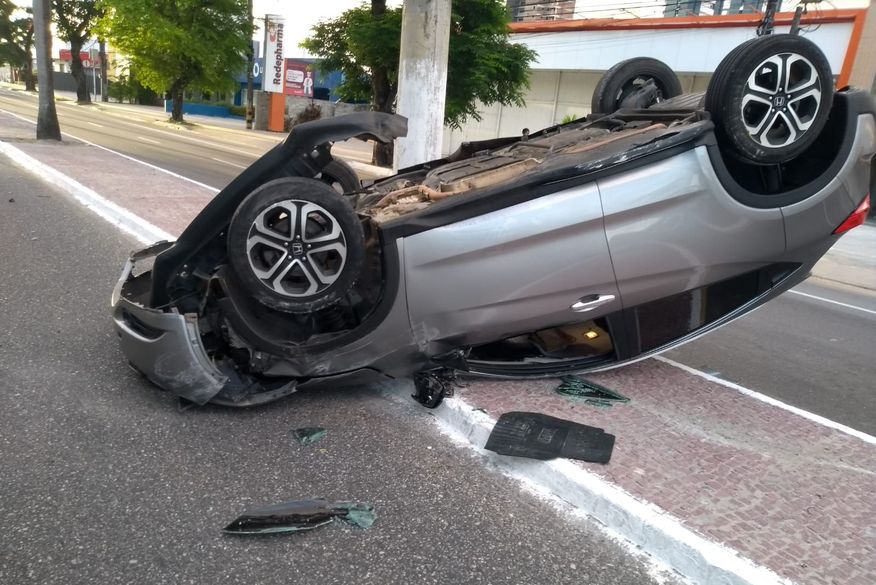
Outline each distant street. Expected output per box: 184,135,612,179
0,87,375,190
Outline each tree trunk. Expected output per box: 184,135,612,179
69,36,89,103
170,80,185,122
23,58,36,91
33,0,61,140
370,0,393,166
99,39,108,102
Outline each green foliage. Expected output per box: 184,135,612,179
107,68,158,105
561,114,580,124
53,0,100,44
0,0,33,70
301,6,401,106
302,0,535,129
444,0,535,128
98,0,250,97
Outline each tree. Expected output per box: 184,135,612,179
0,0,36,91
53,0,101,103
99,0,251,123
301,0,536,165
33,0,61,140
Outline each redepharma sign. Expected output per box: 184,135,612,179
263,14,285,94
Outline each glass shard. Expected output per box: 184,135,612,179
291,427,328,446
554,375,629,408
224,499,375,535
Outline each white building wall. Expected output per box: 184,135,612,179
518,23,852,74
442,22,853,155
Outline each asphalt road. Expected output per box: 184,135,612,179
0,164,671,585
667,276,876,434
0,88,374,190
1,87,873,436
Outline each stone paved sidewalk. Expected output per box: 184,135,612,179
456,362,876,585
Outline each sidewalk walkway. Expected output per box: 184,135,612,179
1,109,874,585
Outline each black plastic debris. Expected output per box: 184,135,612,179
224,499,375,535
555,375,629,409
484,412,615,464
291,427,327,446
411,369,457,408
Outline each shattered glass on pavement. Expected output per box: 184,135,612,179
291,427,328,446
224,499,376,535
555,375,630,408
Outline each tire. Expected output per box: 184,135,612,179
704,34,834,165
317,159,361,193
591,57,683,114
227,177,365,314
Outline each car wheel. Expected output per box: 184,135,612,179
227,177,365,314
317,159,361,193
591,57,683,114
704,34,834,165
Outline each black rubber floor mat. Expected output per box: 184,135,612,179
484,412,615,464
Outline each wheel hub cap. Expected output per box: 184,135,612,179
740,52,822,149
245,199,347,298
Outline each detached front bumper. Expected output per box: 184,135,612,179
111,241,229,404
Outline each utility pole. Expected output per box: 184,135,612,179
393,0,451,170
33,0,60,140
245,0,255,130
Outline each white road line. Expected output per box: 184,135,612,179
136,135,160,145
88,121,104,128
656,356,876,445
210,157,247,169
2,96,266,160
0,140,173,244
0,107,221,193
788,289,876,316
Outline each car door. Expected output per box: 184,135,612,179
599,148,785,355
402,181,622,353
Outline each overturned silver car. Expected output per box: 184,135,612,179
112,35,874,406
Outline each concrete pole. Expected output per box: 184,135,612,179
850,2,876,93
393,0,451,170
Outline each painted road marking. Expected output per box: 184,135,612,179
656,356,876,445
88,121,104,128
210,157,247,169
135,135,160,145
788,289,876,316
0,108,220,193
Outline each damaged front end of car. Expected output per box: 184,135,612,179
111,113,415,406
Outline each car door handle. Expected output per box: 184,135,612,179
571,294,616,312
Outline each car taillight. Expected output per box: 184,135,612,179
833,194,870,235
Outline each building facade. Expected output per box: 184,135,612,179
508,0,577,22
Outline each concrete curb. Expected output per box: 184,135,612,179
431,392,794,585
0,140,173,245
